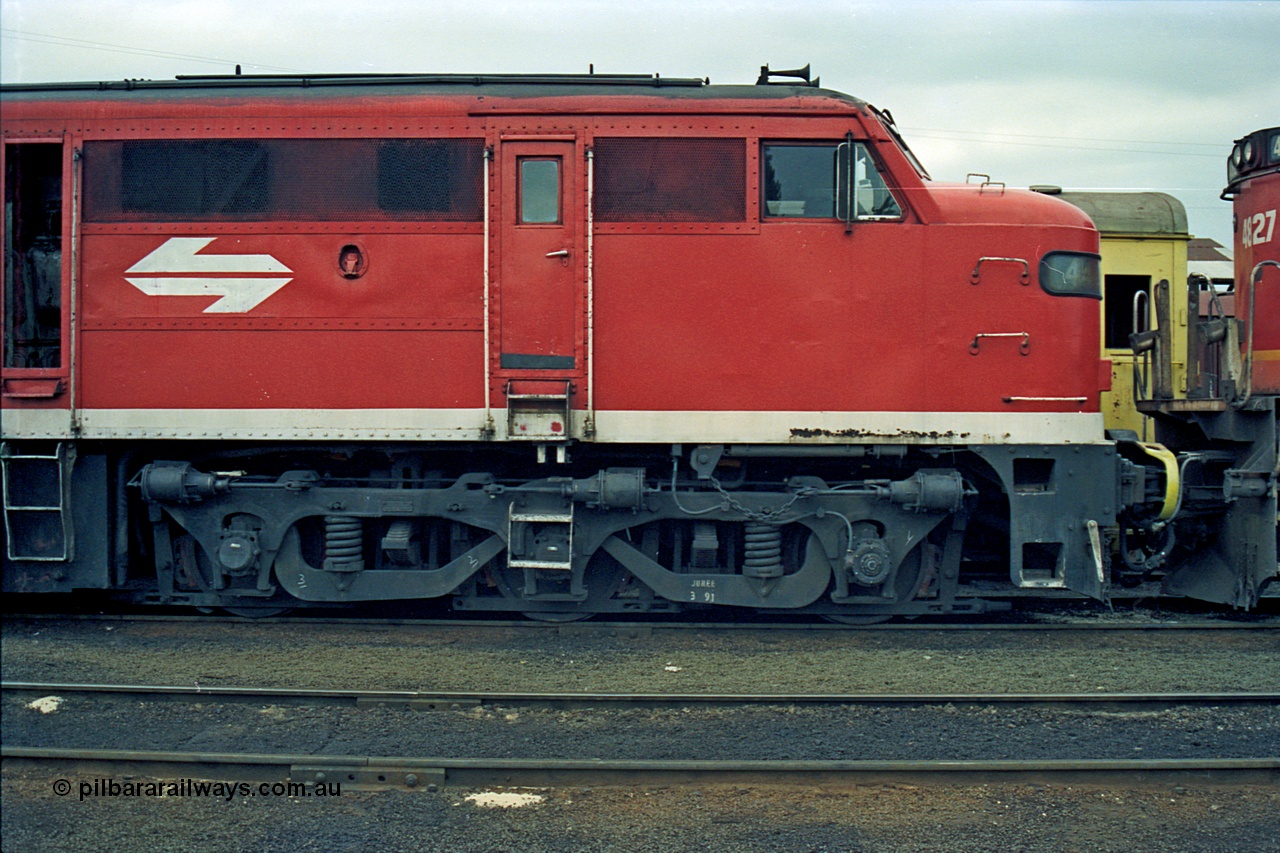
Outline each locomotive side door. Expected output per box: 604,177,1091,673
492,138,583,441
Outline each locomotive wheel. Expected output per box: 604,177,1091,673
823,543,924,625
823,613,893,625
522,609,592,623
492,551,629,621
222,605,293,618
179,537,292,617
195,603,292,617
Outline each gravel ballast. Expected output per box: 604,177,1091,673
3,613,1278,852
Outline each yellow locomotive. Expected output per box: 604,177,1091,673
1036,190,1193,439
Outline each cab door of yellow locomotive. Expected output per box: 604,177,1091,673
491,137,584,442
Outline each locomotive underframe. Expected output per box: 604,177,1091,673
136,445,973,618
1140,396,1279,606
1,437,1187,618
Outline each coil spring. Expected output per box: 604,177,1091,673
742,522,783,579
323,515,364,572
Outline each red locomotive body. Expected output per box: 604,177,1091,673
1226,128,1280,398
0,71,1268,617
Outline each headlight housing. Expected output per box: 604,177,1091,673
1039,251,1101,299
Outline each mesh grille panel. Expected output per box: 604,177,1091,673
83,139,484,222
594,138,745,222
376,140,482,214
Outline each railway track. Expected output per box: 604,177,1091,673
6,681,1278,790
6,611,1277,698
8,610,1280,633
5,746,1276,791
5,681,1280,711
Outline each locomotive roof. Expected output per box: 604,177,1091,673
1051,191,1189,237
0,71,869,111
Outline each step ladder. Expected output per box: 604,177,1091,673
507,503,588,600
507,504,574,572
505,380,572,451
1,441,72,561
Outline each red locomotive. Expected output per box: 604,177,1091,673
1226,127,1280,399
1127,125,1279,605
1,68,1273,618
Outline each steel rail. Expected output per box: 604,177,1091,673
6,681,1278,711
4,746,1277,791
5,612,1278,631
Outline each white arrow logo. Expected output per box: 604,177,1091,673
126,237,293,313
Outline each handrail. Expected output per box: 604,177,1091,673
481,147,494,438
1130,290,1152,404
1238,260,1280,407
585,148,596,438
970,257,1030,286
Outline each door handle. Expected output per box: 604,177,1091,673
545,249,570,258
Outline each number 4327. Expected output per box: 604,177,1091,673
1241,209,1276,248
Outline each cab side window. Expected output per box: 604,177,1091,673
762,141,901,221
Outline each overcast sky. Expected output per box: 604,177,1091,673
2,0,1277,248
